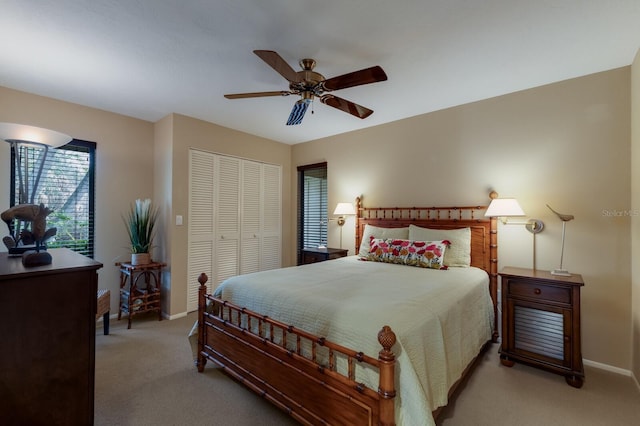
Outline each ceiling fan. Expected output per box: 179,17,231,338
224,50,388,125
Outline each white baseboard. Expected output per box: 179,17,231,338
96,311,189,322
583,358,632,376
166,311,188,320
567,359,639,392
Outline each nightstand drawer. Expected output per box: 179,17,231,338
302,252,323,264
508,281,571,304
301,248,348,265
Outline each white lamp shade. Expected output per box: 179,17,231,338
0,122,72,148
485,198,525,217
333,202,356,216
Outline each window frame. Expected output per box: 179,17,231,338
10,139,96,258
297,162,328,265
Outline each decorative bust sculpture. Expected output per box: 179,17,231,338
1,203,57,266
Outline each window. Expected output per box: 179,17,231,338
297,162,327,264
10,140,96,258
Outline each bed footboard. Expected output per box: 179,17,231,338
196,273,397,426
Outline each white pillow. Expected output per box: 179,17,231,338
408,225,471,267
358,225,409,257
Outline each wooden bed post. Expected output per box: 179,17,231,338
196,273,208,372
377,325,397,426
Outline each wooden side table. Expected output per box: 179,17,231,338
117,261,166,329
499,266,585,387
301,247,348,265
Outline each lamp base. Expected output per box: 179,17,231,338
551,268,571,276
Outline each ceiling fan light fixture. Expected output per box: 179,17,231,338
286,99,310,126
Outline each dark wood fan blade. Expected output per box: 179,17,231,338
224,91,291,99
319,94,373,119
253,50,301,83
322,66,387,91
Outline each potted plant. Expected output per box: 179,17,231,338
124,198,159,265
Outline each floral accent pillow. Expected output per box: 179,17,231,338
367,238,450,270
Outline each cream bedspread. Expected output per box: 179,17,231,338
210,256,494,426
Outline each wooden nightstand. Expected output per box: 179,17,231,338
117,261,165,329
499,267,585,388
301,247,348,265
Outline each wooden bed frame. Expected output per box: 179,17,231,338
196,196,498,426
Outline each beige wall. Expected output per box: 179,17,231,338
292,68,632,370
631,49,640,382
0,86,155,316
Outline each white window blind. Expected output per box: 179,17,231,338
10,140,96,258
297,163,327,263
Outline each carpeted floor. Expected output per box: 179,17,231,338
95,312,640,426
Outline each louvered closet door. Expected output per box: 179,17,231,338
187,150,215,312
240,161,261,275
240,162,282,273
215,155,241,286
261,163,282,270
187,149,282,312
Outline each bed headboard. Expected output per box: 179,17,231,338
355,195,499,341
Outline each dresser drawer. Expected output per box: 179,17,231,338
508,281,571,304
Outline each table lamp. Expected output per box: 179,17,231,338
333,202,356,249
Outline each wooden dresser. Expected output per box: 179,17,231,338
499,266,584,387
0,248,103,425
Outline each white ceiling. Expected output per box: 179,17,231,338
2,1,639,145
